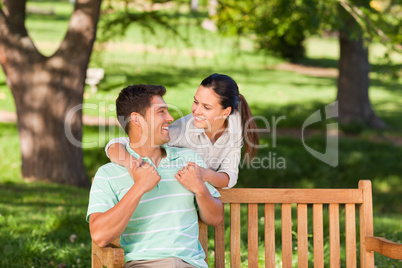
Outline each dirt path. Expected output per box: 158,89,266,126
1,110,401,146
274,62,338,77
0,110,118,126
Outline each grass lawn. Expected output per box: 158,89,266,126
0,1,401,267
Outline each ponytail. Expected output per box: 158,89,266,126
238,94,259,162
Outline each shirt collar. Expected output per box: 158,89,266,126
125,143,173,162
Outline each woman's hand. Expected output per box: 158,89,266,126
187,162,208,182
175,162,206,195
186,162,230,188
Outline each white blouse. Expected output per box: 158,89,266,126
105,110,243,188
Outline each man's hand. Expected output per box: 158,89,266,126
125,156,139,182
175,162,206,194
132,157,161,193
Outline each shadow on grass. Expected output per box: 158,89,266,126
296,57,338,68
98,64,246,93
297,57,401,76
0,181,88,208
0,180,91,267
250,97,402,133
28,13,72,21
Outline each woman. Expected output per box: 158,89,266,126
105,73,259,188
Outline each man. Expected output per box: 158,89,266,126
87,84,223,268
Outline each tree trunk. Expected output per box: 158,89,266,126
337,4,386,130
0,0,102,187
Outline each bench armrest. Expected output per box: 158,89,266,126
92,240,125,268
366,236,402,259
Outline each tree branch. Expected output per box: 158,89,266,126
339,0,387,42
339,0,401,53
56,0,102,61
0,5,9,27
2,0,28,36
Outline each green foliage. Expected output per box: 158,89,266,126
215,0,401,62
97,0,191,47
216,0,321,61
339,0,402,46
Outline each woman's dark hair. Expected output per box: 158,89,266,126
116,84,166,134
201,73,259,161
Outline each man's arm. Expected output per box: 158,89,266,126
194,185,223,226
90,183,146,247
175,164,223,226
89,161,161,247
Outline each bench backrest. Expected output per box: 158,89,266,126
199,180,375,268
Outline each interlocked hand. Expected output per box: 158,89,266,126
132,157,160,193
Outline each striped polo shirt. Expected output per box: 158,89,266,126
87,144,220,268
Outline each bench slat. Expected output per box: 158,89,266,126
198,221,208,264
297,204,308,268
313,204,324,268
345,204,357,268
359,180,375,267
329,204,340,268
219,189,362,204
231,203,241,267
215,218,226,267
282,204,293,268
248,204,259,268
265,204,276,268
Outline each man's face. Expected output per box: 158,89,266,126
143,95,174,147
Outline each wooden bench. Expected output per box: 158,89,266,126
91,180,402,267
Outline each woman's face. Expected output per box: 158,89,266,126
191,85,231,133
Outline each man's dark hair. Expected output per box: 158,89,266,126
116,84,166,134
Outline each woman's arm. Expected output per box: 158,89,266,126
187,162,229,188
212,138,242,189
175,164,223,226
106,137,137,178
